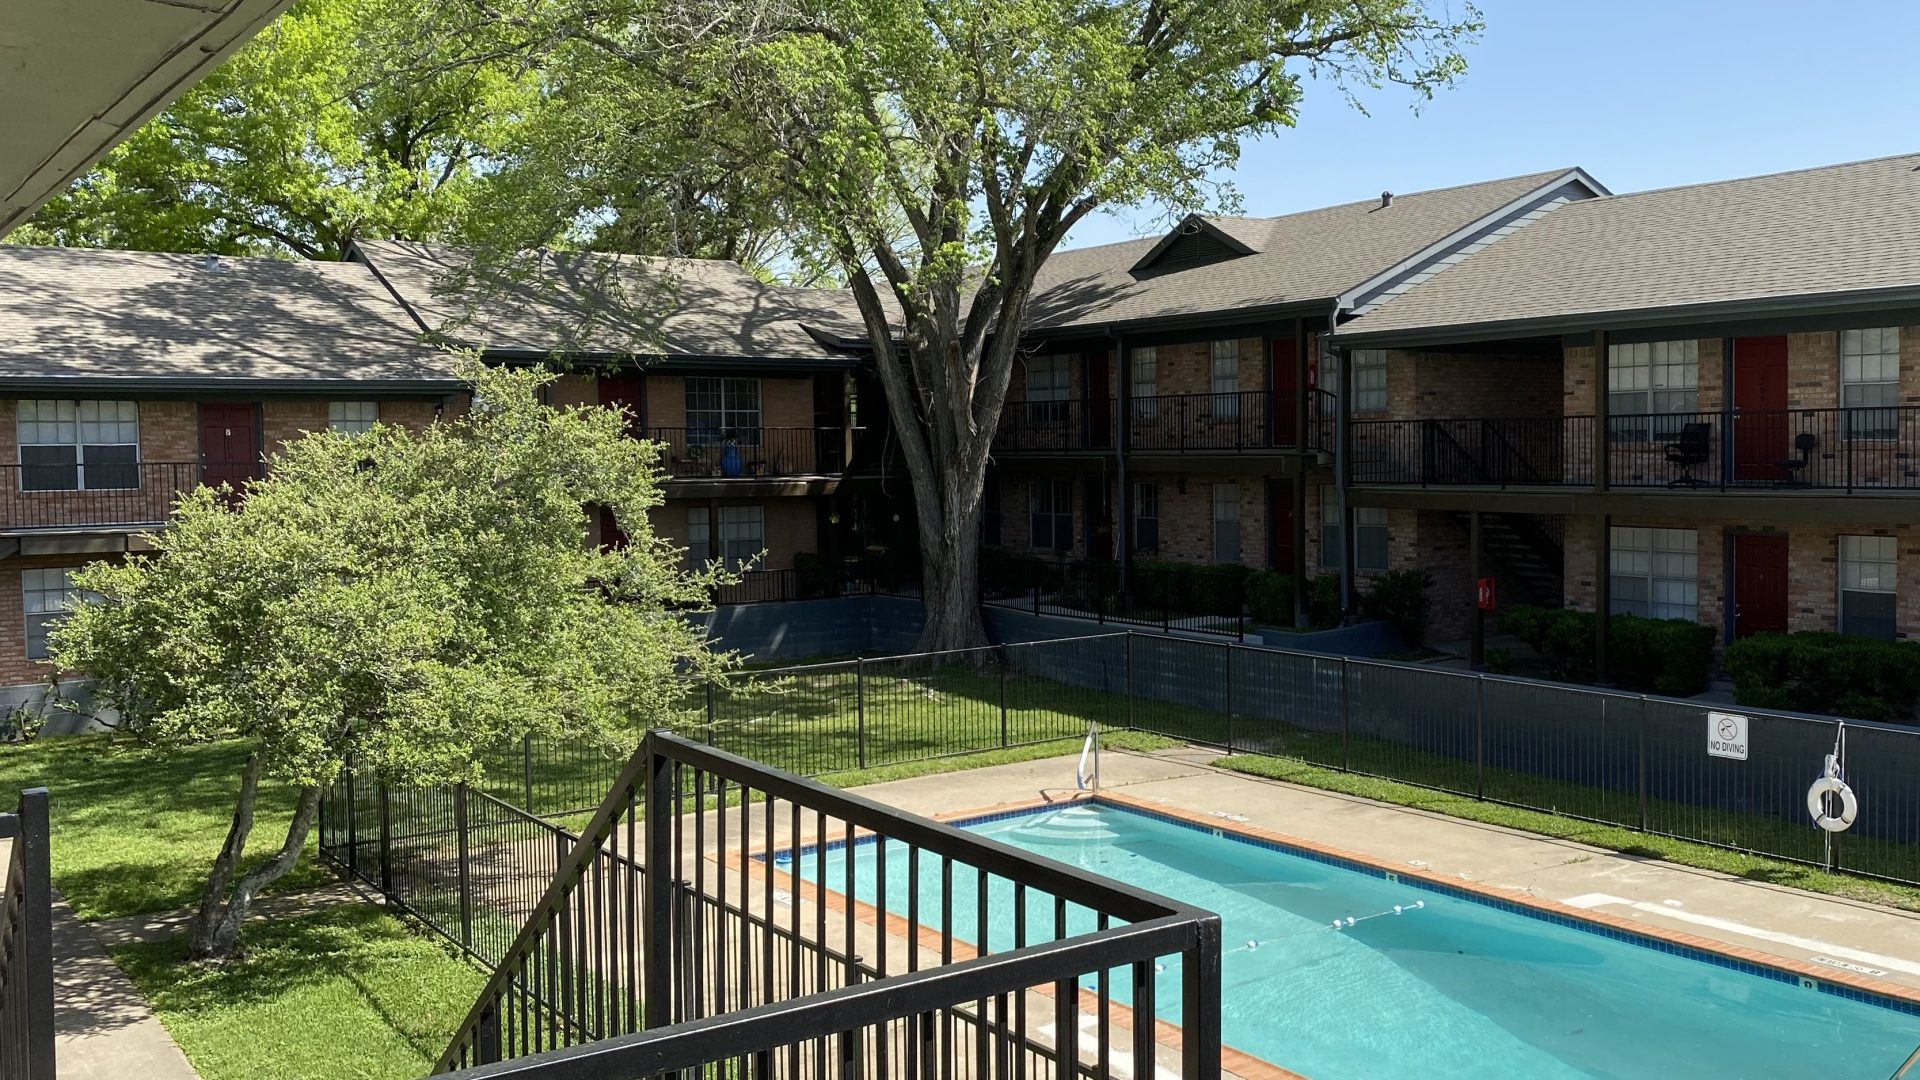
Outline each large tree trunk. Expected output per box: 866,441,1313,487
188,775,322,962
187,752,263,959
915,505,987,654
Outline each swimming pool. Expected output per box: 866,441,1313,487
800,800,1919,1079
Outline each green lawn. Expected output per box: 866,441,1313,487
0,736,333,922
111,903,485,1080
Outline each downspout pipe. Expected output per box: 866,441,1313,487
1105,326,1129,574
1328,300,1354,618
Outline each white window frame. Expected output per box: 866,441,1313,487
1210,340,1240,416
1841,327,1900,440
1355,507,1389,572
685,377,762,446
1839,534,1898,640
1318,485,1343,570
1132,481,1159,555
23,567,92,661
1350,349,1388,414
1025,355,1071,423
1608,341,1699,441
17,400,139,492
1130,347,1158,419
328,401,380,435
1609,526,1698,621
1212,483,1241,564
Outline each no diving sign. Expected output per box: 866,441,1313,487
1707,711,1749,761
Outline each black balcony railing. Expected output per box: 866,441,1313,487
409,731,1220,1079
1352,407,1920,492
995,390,1333,455
647,427,854,480
0,462,206,531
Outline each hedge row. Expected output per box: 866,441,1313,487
1497,605,1716,697
1724,632,1920,723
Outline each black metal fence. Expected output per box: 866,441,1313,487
0,461,205,530
981,555,1247,639
403,732,1220,1078
647,427,854,479
0,788,54,1080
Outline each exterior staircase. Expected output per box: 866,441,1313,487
1453,511,1564,608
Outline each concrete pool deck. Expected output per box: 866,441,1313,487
845,746,1920,1001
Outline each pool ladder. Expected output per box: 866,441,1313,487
1892,1043,1920,1080
1076,720,1100,792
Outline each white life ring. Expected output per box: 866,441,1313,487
1806,776,1858,833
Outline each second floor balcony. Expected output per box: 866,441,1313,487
993,389,1334,455
0,461,205,534
646,426,859,480
1352,407,1920,492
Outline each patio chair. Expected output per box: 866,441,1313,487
1774,432,1818,487
1663,422,1711,488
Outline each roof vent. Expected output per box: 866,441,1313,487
1380,191,1394,209
202,253,224,273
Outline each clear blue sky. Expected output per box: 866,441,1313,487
1064,0,1920,249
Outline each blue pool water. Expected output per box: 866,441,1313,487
800,803,1919,1079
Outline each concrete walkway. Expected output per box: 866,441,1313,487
49,891,197,1080
849,746,1920,996
53,882,373,1080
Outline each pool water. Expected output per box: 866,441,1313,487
802,803,1919,1079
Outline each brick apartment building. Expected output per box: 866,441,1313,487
5,151,1920,704
351,241,883,588
985,167,1607,627
1332,153,1920,664
0,246,463,711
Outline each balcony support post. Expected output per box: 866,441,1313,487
1335,343,1355,616
1594,512,1612,683
1592,328,1610,493
1293,317,1310,453
1111,330,1131,575
1468,510,1485,670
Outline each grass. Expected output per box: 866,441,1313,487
111,903,486,1080
1214,752,1920,912
0,737,333,921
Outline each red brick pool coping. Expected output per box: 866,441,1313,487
724,786,1920,1080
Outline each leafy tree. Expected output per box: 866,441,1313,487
428,0,1481,650
18,0,535,259
51,364,727,960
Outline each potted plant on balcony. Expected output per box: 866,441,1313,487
719,430,745,477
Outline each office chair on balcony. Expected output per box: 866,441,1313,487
1774,432,1818,488
1664,422,1712,488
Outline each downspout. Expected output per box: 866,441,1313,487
1328,300,1354,617
1106,326,1130,574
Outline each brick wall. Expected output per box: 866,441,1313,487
642,374,815,429
1140,474,1266,567
1561,516,1920,641
1384,351,1562,421
990,475,1085,561
261,399,450,454
0,553,117,688
649,497,821,569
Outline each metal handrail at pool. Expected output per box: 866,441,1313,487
429,730,1223,1079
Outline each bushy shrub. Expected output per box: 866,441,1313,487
1360,569,1433,647
1246,571,1294,626
793,551,839,598
1497,605,1714,696
1723,632,1920,722
1308,573,1343,630
1130,559,1252,615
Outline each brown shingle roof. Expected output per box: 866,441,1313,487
1338,152,1920,343
355,240,873,363
0,245,458,386
1023,169,1578,333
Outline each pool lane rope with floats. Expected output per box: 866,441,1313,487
1228,900,1428,954
1807,726,1858,834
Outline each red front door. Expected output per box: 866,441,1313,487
1270,339,1300,446
1733,533,1789,638
1268,480,1296,569
199,403,259,491
1085,350,1113,448
1734,336,1788,482
598,373,647,436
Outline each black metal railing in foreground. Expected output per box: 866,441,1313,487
0,788,54,1080
428,731,1221,1078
